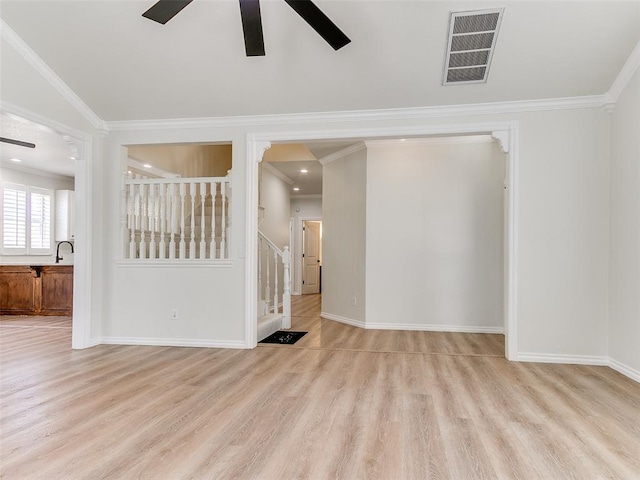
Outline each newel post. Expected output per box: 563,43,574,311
282,246,291,329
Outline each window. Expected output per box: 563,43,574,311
1,183,53,255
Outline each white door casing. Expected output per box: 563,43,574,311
302,221,321,294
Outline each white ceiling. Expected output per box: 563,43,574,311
1,1,638,122
0,114,75,177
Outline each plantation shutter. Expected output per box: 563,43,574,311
2,185,27,252
30,189,52,252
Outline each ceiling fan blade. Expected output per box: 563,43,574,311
0,137,36,149
239,0,266,56
283,0,350,50
142,0,193,25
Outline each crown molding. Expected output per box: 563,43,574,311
106,95,608,132
607,39,640,104
291,194,322,199
262,162,294,185
318,142,366,165
364,134,494,148
0,19,106,132
0,162,74,181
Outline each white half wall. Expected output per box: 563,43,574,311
366,138,505,331
609,69,640,379
322,148,367,323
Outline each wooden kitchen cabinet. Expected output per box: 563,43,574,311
0,265,73,316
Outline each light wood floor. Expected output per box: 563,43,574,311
1,305,639,479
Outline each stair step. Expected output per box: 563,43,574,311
258,313,283,342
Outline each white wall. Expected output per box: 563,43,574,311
609,69,640,377
0,166,75,265
321,148,367,324
366,138,505,331
259,165,291,249
290,196,322,294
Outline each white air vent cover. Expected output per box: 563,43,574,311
443,8,504,85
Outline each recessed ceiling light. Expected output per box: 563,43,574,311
127,170,132,174
300,169,308,174
10,158,21,162
400,138,406,142
293,187,300,191
143,164,152,168
69,156,76,160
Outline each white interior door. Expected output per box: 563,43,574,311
302,221,321,294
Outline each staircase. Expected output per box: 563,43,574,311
257,230,291,341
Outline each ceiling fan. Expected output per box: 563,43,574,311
142,0,351,57
0,137,36,148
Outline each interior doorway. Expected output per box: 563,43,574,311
302,220,322,294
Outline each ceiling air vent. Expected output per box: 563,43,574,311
443,8,504,85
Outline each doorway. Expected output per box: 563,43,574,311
302,220,322,294
246,122,518,358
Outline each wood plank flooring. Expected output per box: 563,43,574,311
1,304,639,479
279,295,505,356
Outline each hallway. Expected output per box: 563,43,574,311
266,294,505,357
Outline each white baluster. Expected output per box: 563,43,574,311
139,183,147,259
282,246,291,329
211,182,217,259
148,184,156,259
226,173,232,258
273,248,279,315
179,182,186,259
159,183,166,259
265,245,271,312
199,182,206,259
189,182,196,259
258,237,263,303
129,182,137,259
220,181,227,259
169,184,176,259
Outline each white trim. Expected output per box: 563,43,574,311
291,194,322,199
321,312,366,329
608,358,640,383
115,260,233,268
100,337,246,349
364,135,494,148
0,162,74,181
262,162,294,185
247,120,520,359
317,142,366,165
107,96,607,132
517,353,609,366
365,323,504,334
0,20,106,131
294,215,322,295
88,338,101,348
607,40,640,103
0,102,94,350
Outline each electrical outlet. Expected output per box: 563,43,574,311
352,297,357,306
171,308,179,320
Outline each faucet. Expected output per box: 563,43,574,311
56,241,74,264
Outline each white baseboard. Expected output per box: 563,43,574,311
88,337,101,347
608,358,640,383
320,312,366,328
99,337,247,349
319,313,503,334
517,352,610,366
366,322,504,334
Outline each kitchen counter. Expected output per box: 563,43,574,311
0,265,73,316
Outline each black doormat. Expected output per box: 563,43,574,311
259,331,307,345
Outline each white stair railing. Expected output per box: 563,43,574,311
257,230,291,329
122,172,232,260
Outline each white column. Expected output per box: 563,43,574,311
282,246,291,329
